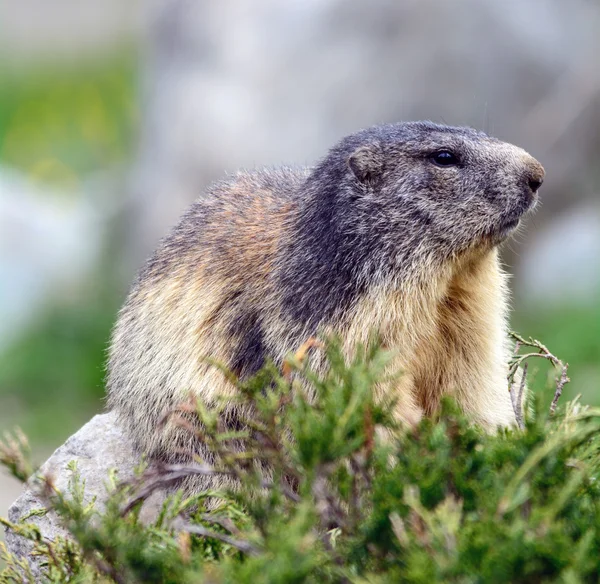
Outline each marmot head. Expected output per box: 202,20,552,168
314,121,544,268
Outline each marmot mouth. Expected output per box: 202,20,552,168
485,215,522,245
499,217,521,233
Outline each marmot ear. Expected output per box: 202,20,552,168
348,142,384,184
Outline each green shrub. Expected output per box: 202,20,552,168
2,338,599,583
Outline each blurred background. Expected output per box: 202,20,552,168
1,0,599,518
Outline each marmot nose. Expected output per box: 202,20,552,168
523,157,545,197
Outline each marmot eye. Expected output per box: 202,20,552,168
429,150,460,167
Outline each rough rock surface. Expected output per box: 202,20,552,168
4,411,165,579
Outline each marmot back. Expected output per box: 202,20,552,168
107,121,544,465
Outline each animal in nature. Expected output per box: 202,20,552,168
107,121,544,484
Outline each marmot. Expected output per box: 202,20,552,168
107,121,544,468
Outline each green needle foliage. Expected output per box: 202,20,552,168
1,338,600,583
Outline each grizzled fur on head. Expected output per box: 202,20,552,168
317,122,542,260
107,121,544,473
278,121,544,328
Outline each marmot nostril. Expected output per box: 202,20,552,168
528,177,543,193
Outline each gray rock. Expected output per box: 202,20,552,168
4,411,166,579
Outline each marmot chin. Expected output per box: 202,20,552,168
107,121,544,465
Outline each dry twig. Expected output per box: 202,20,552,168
121,463,232,515
172,517,260,556
508,332,570,418
509,362,528,430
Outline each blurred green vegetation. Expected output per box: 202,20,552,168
0,290,120,445
0,50,137,448
0,50,137,191
514,303,600,410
